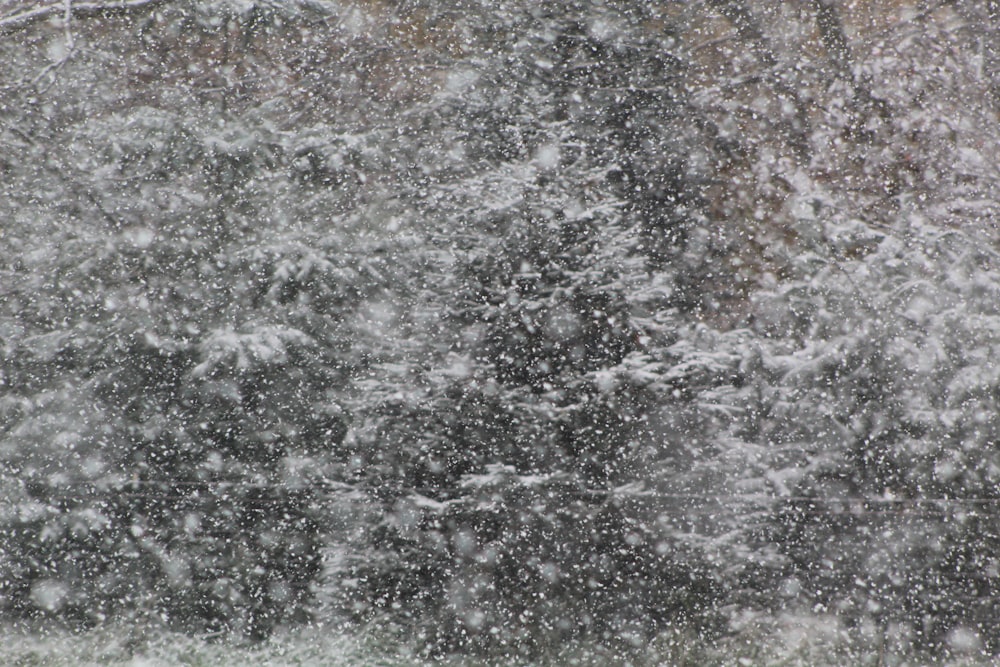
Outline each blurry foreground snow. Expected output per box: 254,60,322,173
1,616,995,667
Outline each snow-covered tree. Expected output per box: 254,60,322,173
0,1,382,637
336,2,738,653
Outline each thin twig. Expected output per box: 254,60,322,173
31,0,76,91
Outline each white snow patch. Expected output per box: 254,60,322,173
534,143,560,170
30,579,69,612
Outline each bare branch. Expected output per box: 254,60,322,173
0,0,168,35
30,0,76,90
63,0,75,50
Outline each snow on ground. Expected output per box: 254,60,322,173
2,618,995,667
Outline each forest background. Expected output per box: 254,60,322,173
3,0,1000,663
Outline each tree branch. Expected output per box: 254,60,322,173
0,0,168,35
704,0,813,162
809,0,891,134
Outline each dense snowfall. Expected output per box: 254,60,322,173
3,0,1000,663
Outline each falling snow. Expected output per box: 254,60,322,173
2,0,1000,664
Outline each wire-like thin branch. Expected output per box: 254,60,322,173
30,0,76,90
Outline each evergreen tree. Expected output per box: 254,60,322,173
339,1,730,652
0,1,378,637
